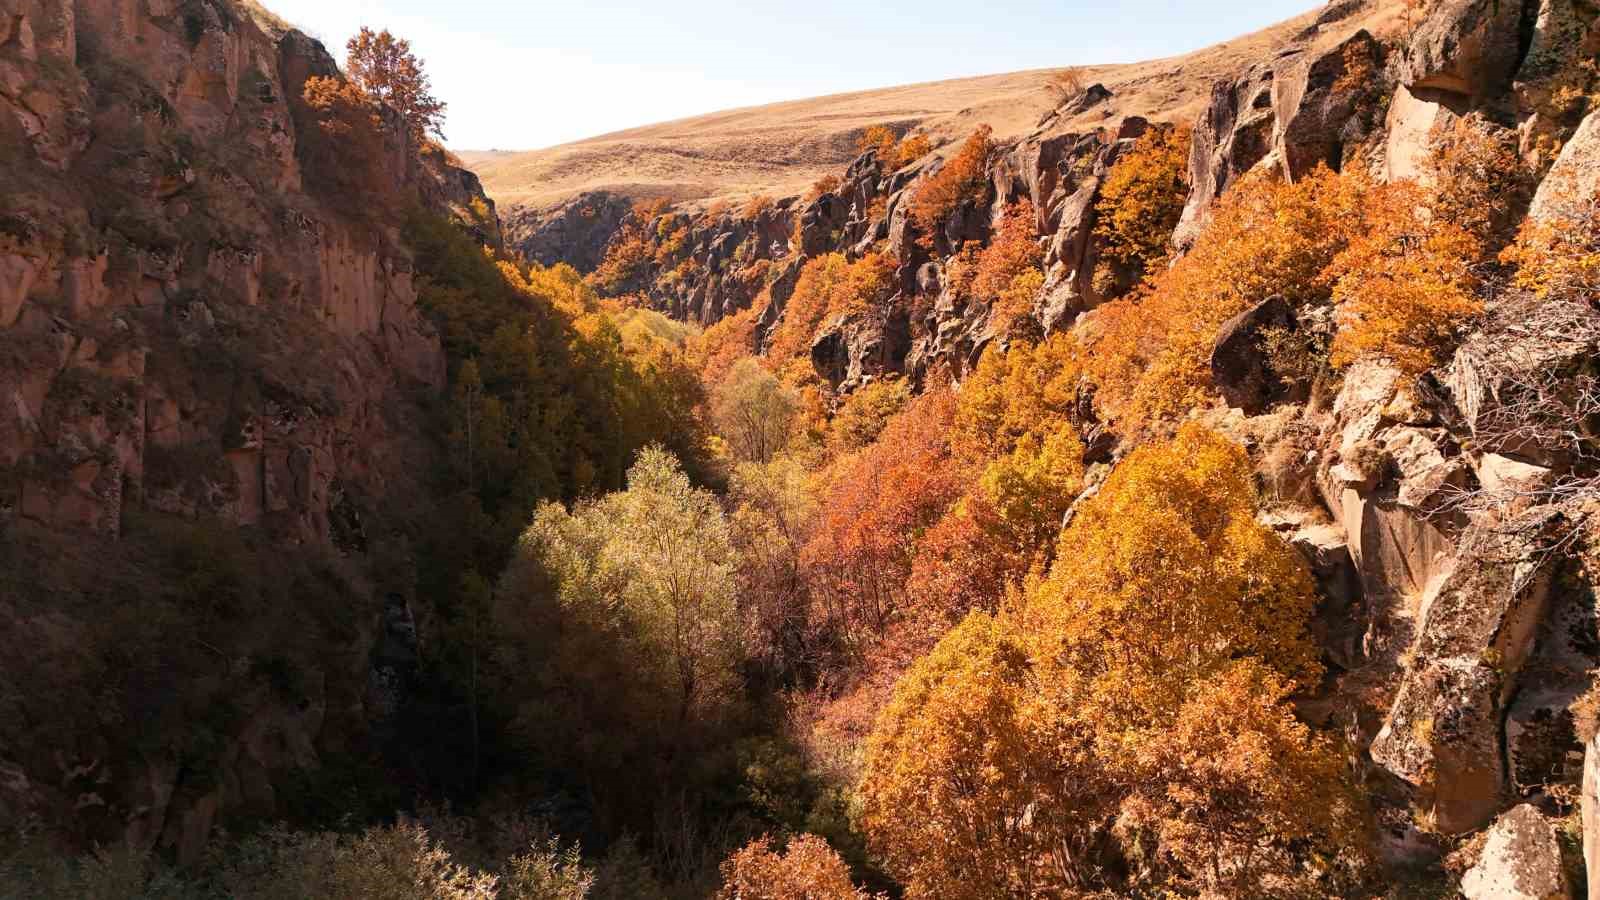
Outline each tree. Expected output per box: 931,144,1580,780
1045,67,1088,105
1083,166,1366,429
1026,423,1323,717
767,253,892,364
716,834,875,900
494,446,742,828
713,358,800,465
345,27,447,141
909,125,994,240
1327,179,1483,375
860,613,1112,898
804,390,963,656
1090,125,1190,295
1120,661,1360,895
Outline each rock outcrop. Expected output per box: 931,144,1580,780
0,0,492,859
1460,804,1572,900
503,189,632,272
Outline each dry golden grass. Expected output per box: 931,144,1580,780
466,2,1403,214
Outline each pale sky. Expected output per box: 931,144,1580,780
262,0,1319,151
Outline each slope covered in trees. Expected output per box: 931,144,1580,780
14,0,1600,898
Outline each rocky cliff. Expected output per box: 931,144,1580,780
0,0,494,863
584,0,1600,888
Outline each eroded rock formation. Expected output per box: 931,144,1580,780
0,0,493,860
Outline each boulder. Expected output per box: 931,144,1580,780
1370,525,1554,833
1401,0,1529,104
1461,804,1571,900
1528,109,1600,225
1210,294,1296,414
1385,83,1461,181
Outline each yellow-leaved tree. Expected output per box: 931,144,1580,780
717,834,879,900
862,425,1364,897
859,613,1111,898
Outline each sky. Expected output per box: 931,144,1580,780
262,0,1320,151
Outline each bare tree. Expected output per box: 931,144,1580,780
1046,68,1088,105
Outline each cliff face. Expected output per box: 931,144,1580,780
0,0,493,861
588,0,1600,880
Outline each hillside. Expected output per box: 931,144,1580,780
13,0,1600,897
468,0,1404,215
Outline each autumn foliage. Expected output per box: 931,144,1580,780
970,199,1044,333
909,125,994,239
861,426,1363,897
766,253,894,363
857,126,931,169
1083,166,1365,428
1090,124,1190,294
717,835,877,900
345,26,447,141
1327,179,1483,374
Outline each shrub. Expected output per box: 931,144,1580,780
856,125,898,159
971,200,1043,303
742,194,777,220
891,134,931,168
909,125,994,239
1327,180,1483,374
1090,125,1190,293
766,253,893,363
1423,117,1529,249
1045,67,1088,104
716,834,875,900
805,174,843,202
1502,192,1600,297
299,75,389,201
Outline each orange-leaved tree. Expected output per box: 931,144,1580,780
972,199,1044,334
803,389,963,655
860,612,1112,898
766,253,893,364
909,125,994,239
717,834,878,900
1084,165,1365,429
863,425,1362,895
1327,179,1483,375
345,27,446,141
1090,124,1191,296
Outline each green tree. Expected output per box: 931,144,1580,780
713,358,799,465
496,446,743,821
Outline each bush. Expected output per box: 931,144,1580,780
716,834,875,900
1090,125,1190,293
766,254,892,364
909,126,993,239
971,200,1043,305
1327,180,1483,375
